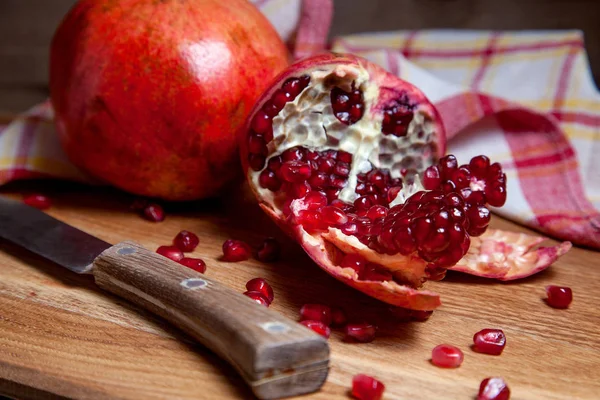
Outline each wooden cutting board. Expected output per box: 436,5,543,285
0,182,599,400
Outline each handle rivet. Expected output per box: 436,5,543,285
261,322,290,334
181,278,208,290
117,247,136,255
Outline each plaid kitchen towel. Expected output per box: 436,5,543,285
1,0,599,249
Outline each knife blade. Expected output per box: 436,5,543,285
0,196,329,399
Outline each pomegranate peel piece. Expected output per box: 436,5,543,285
450,229,572,280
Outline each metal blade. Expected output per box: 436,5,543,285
0,196,111,274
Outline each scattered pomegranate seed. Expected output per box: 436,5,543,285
222,239,252,262
331,307,347,327
156,245,184,262
256,237,280,262
351,374,385,400
173,230,200,252
345,322,377,343
431,344,464,368
244,290,269,307
143,203,165,222
245,278,274,303
300,304,332,326
179,257,206,273
129,198,148,210
473,329,506,355
300,320,331,338
477,377,510,400
545,285,573,309
23,194,52,210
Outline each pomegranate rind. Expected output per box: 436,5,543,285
450,229,572,280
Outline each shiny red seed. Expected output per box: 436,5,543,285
349,103,363,121
345,322,377,343
412,217,433,243
248,133,268,155
423,166,442,190
262,100,279,118
340,253,366,274
545,285,573,309
470,155,490,177
173,230,200,252
352,374,385,400
156,245,184,262
23,194,52,210
305,191,328,209
143,203,165,222
452,166,472,189
485,183,507,207
478,377,510,400
354,196,373,211
338,151,352,163
281,147,305,162
431,344,464,368
473,329,506,355
320,205,348,225
251,110,271,134
291,181,311,198
300,320,331,338
367,205,388,220
467,205,491,229
282,77,303,98
317,158,335,173
309,172,329,188
300,304,332,325
248,154,266,171
341,222,359,235
244,290,269,307
256,237,280,262
331,307,347,327
222,239,251,262
267,156,282,172
272,89,292,110
334,162,350,177
246,277,274,303
439,154,458,178
259,170,281,191
280,161,312,183
179,257,206,273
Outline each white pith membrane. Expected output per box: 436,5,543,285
247,61,572,310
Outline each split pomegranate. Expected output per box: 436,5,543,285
300,320,331,338
256,238,280,262
431,344,464,368
478,377,510,400
23,194,52,210
245,278,274,303
344,322,377,343
174,231,200,252
156,245,184,262
241,53,570,309
179,257,207,274
351,374,385,400
143,203,165,222
244,291,270,307
473,329,506,355
300,304,332,326
545,285,573,309
222,239,252,262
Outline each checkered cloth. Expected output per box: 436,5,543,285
1,0,599,249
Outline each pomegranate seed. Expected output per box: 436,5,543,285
248,133,268,155
352,374,385,400
366,205,388,220
282,77,303,98
251,110,271,134
439,155,458,178
256,237,280,262
345,322,376,343
259,170,281,191
331,307,347,327
280,161,311,183
179,257,206,273
331,86,363,124
320,205,348,225
281,147,305,162
291,181,311,198
470,155,490,177
300,304,332,325
272,89,292,110
340,253,366,274
382,97,413,137
143,203,165,222
173,230,200,252
334,162,350,177
156,245,184,262
545,285,573,309
248,154,266,171
23,194,52,210
431,344,464,368
300,320,331,338
478,377,510,400
423,165,442,190
338,151,352,163
304,191,328,209
222,239,251,262
244,290,269,307
485,183,507,207
473,329,506,355
245,277,274,303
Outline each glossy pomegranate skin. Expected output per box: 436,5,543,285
50,0,289,200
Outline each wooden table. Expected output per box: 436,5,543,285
0,182,598,399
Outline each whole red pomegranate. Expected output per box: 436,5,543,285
50,0,289,200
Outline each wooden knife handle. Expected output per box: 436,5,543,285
91,241,329,400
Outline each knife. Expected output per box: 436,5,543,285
0,196,329,399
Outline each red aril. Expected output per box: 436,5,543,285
345,322,377,343
431,344,464,368
256,238,280,262
179,257,206,274
244,291,270,307
545,285,573,309
50,0,288,201
300,320,331,338
473,329,506,355
331,307,348,327
300,304,332,326
23,194,52,210
352,374,385,400
156,246,184,262
245,278,274,303
143,203,165,222
222,239,252,262
173,230,199,252
478,377,510,400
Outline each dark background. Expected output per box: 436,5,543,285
1,0,599,117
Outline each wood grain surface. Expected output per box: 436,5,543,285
0,181,598,399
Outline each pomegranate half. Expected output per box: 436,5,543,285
50,0,289,200
240,53,570,310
